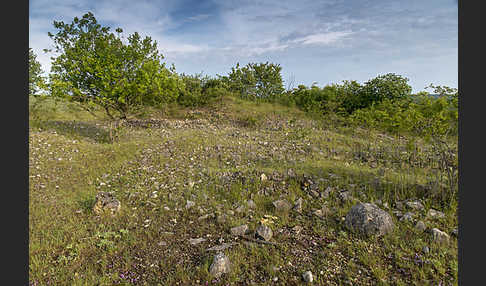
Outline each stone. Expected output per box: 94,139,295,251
415,220,427,232
216,214,228,224
246,199,257,209
235,204,245,213
93,192,121,215
400,212,415,222
345,203,395,237
273,199,292,212
427,209,445,219
185,200,195,209
338,191,355,203
322,186,333,199
256,224,273,241
430,228,450,244
395,201,404,211
313,206,331,218
405,200,424,211
230,225,249,236
422,246,430,253
451,227,458,237
189,238,206,245
260,173,268,181
209,252,231,278
293,197,303,213
302,271,313,283
292,225,303,234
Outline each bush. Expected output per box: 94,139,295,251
223,62,284,101
29,48,45,97
177,73,227,107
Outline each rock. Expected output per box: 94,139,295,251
292,225,303,234
206,242,238,252
302,271,313,283
427,209,445,219
93,192,121,215
198,213,213,221
422,246,430,253
405,200,424,211
273,199,292,212
415,220,427,232
400,212,415,222
209,252,231,278
260,173,268,181
338,191,355,203
382,202,389,209
322,186,333,198
430,228,450,244
313,206,331,218
345,203,395,237
246,199,257,209
256,224,273,241
293,198,303,213
395,201,404,211
189,238,206,245
392,210,403,218
186,200,195,209
230,225,249,236
216,214,228,224
287,169,296,178
235,204,245,213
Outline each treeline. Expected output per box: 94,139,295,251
29,12,458,138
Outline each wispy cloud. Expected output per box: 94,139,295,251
292,31,353,46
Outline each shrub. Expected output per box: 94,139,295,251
177,73,228,107
29,48,45,97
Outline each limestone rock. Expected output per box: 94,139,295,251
345,203,394,237
273,199,291,212
256,224,273,241
302,271,313,283
430,228,450,244
230,225,248,236
209,252,231,278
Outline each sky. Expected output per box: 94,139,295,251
29,0,458,93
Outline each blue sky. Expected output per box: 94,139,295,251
29,0,458,92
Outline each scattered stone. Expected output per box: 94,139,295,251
430,228,450,244
427,209,445,219
246,199,257,209
216,214,228,224
227,210,235,215
235,204,245,213
400,212,415,222
158,241,167,246
422,246,430,253
322,187,333,199
302,271,313,283
405,200,424,211
189,238,206,245
345,203,395,237
93,192,121,215
273,277,279,282
293,197,303,213
273,199,292,212
206,242,238,252
292,225,303,234
260,173,268,181
395,201,404,211
313,206,331,218
415,220,427,232
382,202,389,209
309,189,320,198
209,252,231,278
256,224,273,241
185,200,195,209
230,225,249,236
392,210,403,218
163,206,170,211
338,191,355,203
198,213,213,221
287,169,296,178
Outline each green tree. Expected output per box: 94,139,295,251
224,62,284,101
29,48,45,97
47,12,181,120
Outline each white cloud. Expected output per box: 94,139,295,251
293,31,353,46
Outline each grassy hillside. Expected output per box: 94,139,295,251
29,95,457,285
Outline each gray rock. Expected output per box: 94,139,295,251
189,238,206,245
415,220,427,232
209,252,231,278
395,201,404,211
430,228,450,244
339,190,354,202
405,200,424,211
293,197,303,213
302,271,313,283
400,212,415,222
235,204,245,213
427,209,445,219
230,224,249,236
422,246,430,253
292,225,303,234
345,203,395,237
216,214,228,224
185,200,195,209
451,227,458,237
246,199,257,209
313,206,331,218
256,224,273,241
322,186,333,199
273,199,292,212
93,192,121,215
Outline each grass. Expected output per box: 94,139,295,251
29,95,457,285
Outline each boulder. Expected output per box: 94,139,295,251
345,203,394,237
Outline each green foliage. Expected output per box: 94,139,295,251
177,73,227,107
47,12,182,120
29,48,45,97
223,62,284,101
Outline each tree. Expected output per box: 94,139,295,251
224,62,284,101
360,73,412,107
29,48,44,97
47,12,181,120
